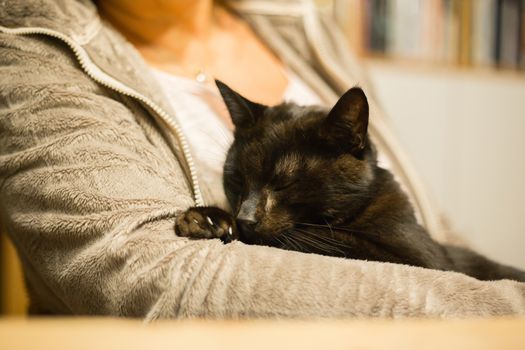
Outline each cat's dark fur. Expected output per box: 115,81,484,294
175,80,525,282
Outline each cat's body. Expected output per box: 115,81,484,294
175,81,525,282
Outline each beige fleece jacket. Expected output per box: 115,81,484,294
0,0,524,318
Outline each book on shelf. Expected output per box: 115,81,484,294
522,1,525,69
496,0,522,69
334,0,525,71
472,0,497,67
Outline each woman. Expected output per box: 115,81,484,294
0,0,523,318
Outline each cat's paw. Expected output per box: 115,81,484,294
175,206,238,243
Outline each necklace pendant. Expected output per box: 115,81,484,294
195,69,208,84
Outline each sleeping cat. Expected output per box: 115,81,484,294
175,80,525,282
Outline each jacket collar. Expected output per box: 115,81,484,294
1,0,101,43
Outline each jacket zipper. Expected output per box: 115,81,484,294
0,25,205,207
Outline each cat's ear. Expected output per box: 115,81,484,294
324,87,369,154
215,80,266,129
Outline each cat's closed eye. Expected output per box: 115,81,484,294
271,176,298,192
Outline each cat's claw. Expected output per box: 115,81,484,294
175,206,238,243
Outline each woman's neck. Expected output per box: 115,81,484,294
97,0,289,106
97,0,219,46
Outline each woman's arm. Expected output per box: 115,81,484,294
1,33,524,319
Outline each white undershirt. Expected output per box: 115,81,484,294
151,68,323,208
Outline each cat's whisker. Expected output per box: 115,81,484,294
294,228,353,250
286,232,313,253
274,236,286,249
281,233,307,253
295,222,346,238
328,226,376,237
291,230,347,257
299,236,347,258
297,221,373,237
295,227,342,243
289,232,327,253
322,217,335,236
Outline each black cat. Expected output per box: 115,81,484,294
175,80,525,282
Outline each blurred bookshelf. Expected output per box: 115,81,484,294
333,0,525,75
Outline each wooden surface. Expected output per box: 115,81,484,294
0,229,28,315
0,318,524,350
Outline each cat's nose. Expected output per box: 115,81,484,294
236,218,258,243
236,218,257,233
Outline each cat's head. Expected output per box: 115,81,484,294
216,80,377,244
